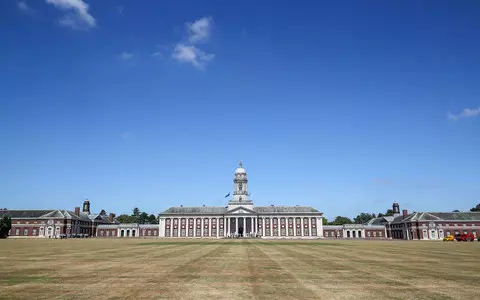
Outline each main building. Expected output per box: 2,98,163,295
158,162,324,238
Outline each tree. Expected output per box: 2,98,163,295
384,209,394,217
329,216,353,225
116,214,134,223
0,216,12,238
148,214,158,224
453,210,460,212
139,212,149,224
470,204,480,212
353,213,376,224
377,213,384,218
322,217,328,226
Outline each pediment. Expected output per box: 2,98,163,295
227,206,256,214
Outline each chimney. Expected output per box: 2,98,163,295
402,209,408,219
109,213,115,223
83,200,90,214
74,207,80,216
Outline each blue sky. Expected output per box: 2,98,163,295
1,0,479,220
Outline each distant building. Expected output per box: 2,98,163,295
366,203,480,240
158,162,324,239
323,224,387,239
0,200,116,238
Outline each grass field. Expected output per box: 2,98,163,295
0,239,479,300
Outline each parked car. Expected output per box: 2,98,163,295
455,233,475,242
443,235,454,241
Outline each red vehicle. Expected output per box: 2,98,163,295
454,233,475,242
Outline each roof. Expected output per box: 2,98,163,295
162,206,227,214
0,209,116,224
254,206,319,213
0,210,54,218
392,212,480,223
161,205,321,215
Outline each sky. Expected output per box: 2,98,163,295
0,0,479,220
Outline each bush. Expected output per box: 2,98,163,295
477,236,480,242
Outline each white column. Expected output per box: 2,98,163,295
158,218,164,237
264,217,266,236
300,217,304,237
309,218,312,237
319,217,324,238
201,218,204,237
294,217,297,237
236,217,239,234
208,217,212,237
216,217,219,238
226,217,229,236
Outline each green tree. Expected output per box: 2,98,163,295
116,214,134,223
322,217,328,226
470,204,480,212
329,216,353,225
384,209,394,217
0,216,12,238
353,213,376,224
148,214,158,224
139,212,149,224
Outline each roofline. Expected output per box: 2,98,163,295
159,212,323,216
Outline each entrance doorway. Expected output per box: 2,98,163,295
238,226,244,237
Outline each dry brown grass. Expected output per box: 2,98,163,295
1,239,479,299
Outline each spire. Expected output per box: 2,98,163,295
238,160,243,168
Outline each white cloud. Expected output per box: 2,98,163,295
119,52,134,60
172,44,214,69
17,1,34,13
168,17,215,69
186,17,214,44
46,0,96,30
447,107,480,121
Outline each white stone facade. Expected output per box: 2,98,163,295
159,162,324,239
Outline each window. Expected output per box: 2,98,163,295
367,232,371,237
379,231,382,237
446,224,449,228
23,228,28,236
33,229,37,236
446,231,450,236
100,231,104,236
15,229,20,235
473,231,477,237
373,232,377,237
106,231,110,236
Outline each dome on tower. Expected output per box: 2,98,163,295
235,161,246,174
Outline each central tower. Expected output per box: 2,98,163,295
233,161,249,202
228,161,254,210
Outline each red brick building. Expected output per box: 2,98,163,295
366,203,480,240
0,200,116,238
